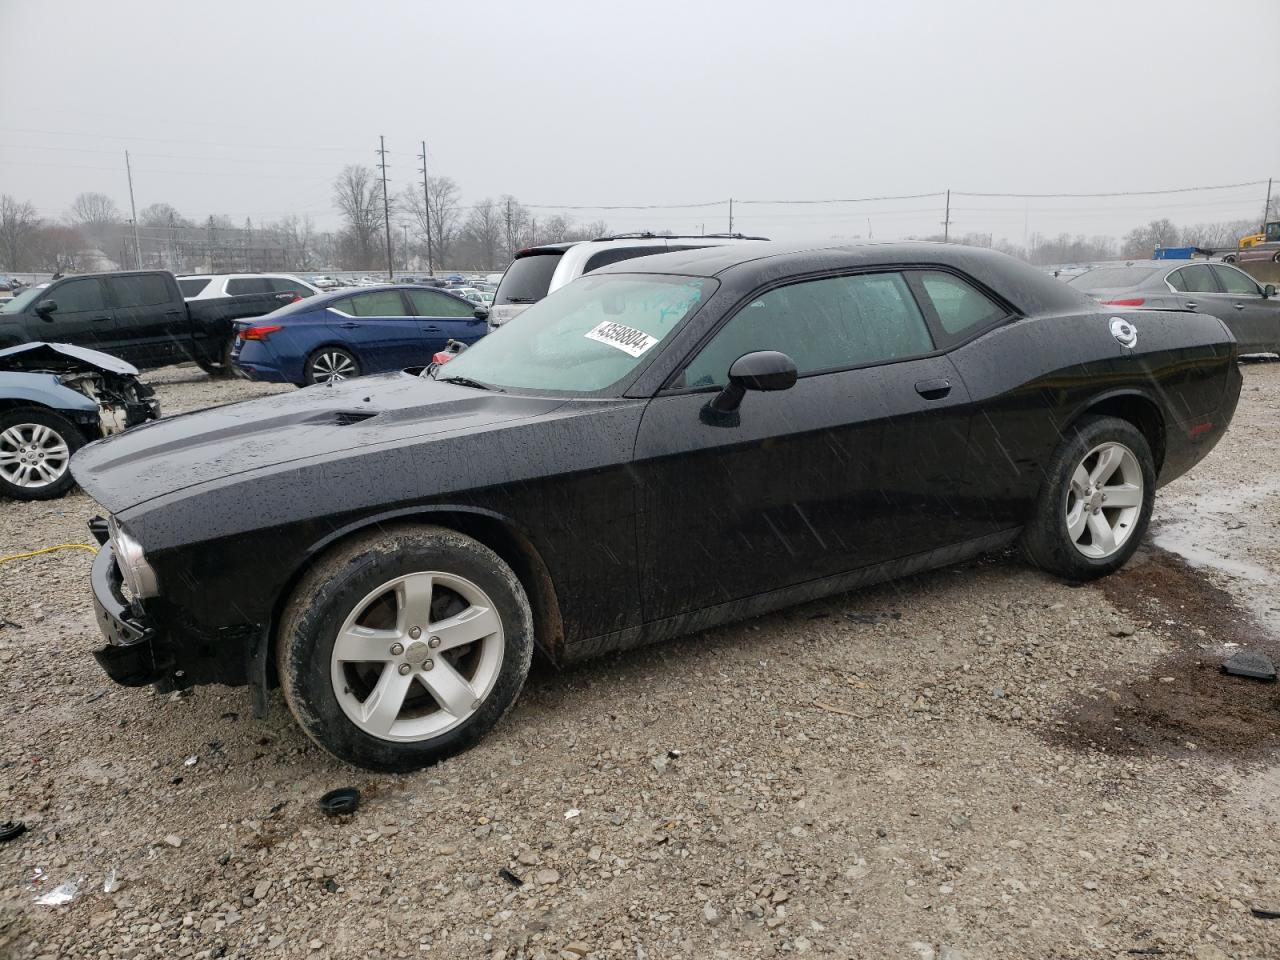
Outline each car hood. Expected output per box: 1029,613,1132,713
0,341,141,376
71,371,568,512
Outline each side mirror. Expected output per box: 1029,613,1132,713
35,298,58,319
1264,284,1276,299
703,350,798,425
472,306,490,323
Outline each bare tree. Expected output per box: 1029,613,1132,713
0,195,39,270
140,202,190,228
31,225,88,273
461,199,503,270
1120,219,1180,259
499,195,530,263
332,165,387,269
426,175,461,268
69,192,120,227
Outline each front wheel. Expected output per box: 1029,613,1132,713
0,408,86,501
276,525,534,771
1021,415,1156,580
306,347,359,385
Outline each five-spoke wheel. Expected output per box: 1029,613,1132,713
277,525,533,771
1022,415,1156,579
330,571,505,742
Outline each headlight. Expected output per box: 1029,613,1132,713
109,520,160,599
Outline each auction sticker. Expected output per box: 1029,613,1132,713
584,321,659,358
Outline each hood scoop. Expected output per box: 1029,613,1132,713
308,409,380,426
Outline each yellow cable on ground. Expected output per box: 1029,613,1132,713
0,543,98,566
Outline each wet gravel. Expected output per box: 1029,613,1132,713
2,362,1279,960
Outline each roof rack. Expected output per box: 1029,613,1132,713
589,231,770,242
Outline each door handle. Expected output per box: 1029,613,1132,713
164,310,183,318
914,377,951,400
337,321,359,329
423,325,441,332
1233,303,1245,310
90,315,111,322
1184,301,1197,310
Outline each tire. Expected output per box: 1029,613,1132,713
276,524,534,772
193,334,237,378
0,408,87,501
1020,415,1156,581
305,347,359,385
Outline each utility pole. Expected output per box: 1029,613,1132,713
125,150,142,268
942,189,951,242
418,140,434,275
376,135,394,280
1264,177,1273,227
402,222,409,269
728,198,734,234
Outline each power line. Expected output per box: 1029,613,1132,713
954,180,1269,199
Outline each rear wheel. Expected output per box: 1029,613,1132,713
276,525,534,771
194,334,236,378
1021,416,1156,580
306,347,359,385
0,408,86,501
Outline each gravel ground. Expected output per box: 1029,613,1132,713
1,362,1278,960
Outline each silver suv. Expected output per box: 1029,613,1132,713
489,233,768,327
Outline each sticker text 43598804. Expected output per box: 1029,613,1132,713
583,321,659,358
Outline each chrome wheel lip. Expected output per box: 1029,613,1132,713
1064,441,1144,560
329,570,504,743
311,351,357,383
0,423,71,489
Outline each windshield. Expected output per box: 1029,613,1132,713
1068,266,1162,291
439,274,715,394
0,287,44,314
494,251,565,304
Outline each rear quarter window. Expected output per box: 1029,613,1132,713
580,246,669,275
914,271,1007,336
178,278,211,297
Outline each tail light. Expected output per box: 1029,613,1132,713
1101,298,1145,307
241,324,283,341
431,350,455,365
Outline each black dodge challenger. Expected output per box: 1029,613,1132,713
72,242,1241,771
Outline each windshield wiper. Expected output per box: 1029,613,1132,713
501,296,537,304
435,375,496,391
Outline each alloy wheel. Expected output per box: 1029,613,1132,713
329,571,505,742
0,423,71,489
311,351,357,383
1064,441,1144,559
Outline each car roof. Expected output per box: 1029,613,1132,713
593,240,1094,315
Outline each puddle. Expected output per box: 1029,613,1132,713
1150,476,1280,632
1048,546,1280,762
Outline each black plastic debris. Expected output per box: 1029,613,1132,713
1221,650,1278,683
0,821,27,843
1251,906,1280,920
318,788,360,816
498,868,524,888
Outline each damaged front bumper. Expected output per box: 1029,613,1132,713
89,539,162,686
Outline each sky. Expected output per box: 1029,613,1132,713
2,0,1278,245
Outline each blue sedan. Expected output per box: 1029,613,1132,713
233,285,488,386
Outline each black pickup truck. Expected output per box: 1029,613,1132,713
0,270,300,373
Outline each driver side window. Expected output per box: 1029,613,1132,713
48,278,108,313
679,272,933,388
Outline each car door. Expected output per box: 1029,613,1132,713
325,290,420,372
31,277,119,354
633,270,971,623
104,273,187,365
1210,264,1276,353
404,289,486,358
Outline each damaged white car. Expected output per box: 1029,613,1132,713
0,342,159,501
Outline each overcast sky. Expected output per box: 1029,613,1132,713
2,0,1277,244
